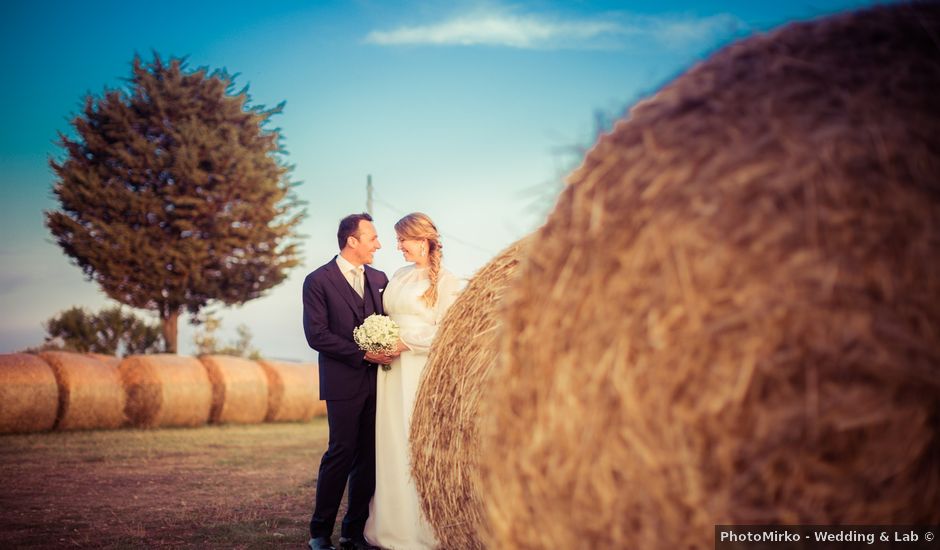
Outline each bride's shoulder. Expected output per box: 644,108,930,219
438,266,464,287
438,266,457,280
391,264,415,280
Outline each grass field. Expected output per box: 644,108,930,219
0,420,339,548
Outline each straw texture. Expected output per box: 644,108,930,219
258,360,324,422
119,354,212,428
85,353,121,368
480,5,940,549
199,355,269,424
410,239,527,550
0,354,58,433
40,351,126,430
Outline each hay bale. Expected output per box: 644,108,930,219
199,355,269,424
258,359,324,422
119,354,212,428
480,5,940,549
39,351,126,430
409,239,527,550
0,354,58,433
85,353,120,368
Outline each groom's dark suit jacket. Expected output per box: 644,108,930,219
302,256,389,400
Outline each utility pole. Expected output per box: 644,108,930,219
366,174,374,215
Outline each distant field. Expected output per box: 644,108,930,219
0,420,337,548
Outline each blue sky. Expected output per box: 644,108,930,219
0,0,882,360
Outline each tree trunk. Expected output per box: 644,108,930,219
161,309,180,353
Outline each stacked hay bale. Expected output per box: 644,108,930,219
40,351,125,430
258,360,324,421
410,239,527,550
85,353,120,368
480,4,940,549
199,355,269,424
120,354,212,428
0,354,58,433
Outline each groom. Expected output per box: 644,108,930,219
302,213,397,550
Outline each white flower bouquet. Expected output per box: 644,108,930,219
353,314,400,371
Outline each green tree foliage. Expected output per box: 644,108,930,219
46,54,304,353
192,312,261,359
41,305,163,356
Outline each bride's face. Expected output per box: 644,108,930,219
396,234,426,264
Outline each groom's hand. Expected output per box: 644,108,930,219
365,351,394,365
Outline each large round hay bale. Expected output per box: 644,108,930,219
0,354,58,433
199,355,269,424
409,239,527,550
85,353,120,368
39,351,126,430
119,354,212,428
257,360,324,422
480,5,940,549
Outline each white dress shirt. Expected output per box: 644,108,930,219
336,254,365,298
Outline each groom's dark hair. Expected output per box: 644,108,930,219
337,212,373,250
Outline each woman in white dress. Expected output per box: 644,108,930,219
364,213,463,550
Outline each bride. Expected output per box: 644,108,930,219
364,213,463,550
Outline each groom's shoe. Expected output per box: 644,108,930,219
309,536,336,550
338,536,378,550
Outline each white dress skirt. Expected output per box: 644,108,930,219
364,264,463,550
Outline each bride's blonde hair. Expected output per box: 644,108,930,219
395,212,443,307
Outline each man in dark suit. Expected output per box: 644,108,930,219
303,213,396,550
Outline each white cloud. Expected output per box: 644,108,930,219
635,13,744,49
365,13,621,49
364,10,745,50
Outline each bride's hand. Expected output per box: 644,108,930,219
393,339,410,354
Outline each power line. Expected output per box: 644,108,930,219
371,189,495,256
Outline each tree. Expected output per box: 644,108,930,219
40,305,163,356
46,54,304,352
192,312,261,359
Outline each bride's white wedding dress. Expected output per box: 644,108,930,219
364,264,463,550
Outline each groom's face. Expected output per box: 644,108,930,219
352,220,381,264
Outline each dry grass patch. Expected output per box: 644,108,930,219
0,421,333,548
